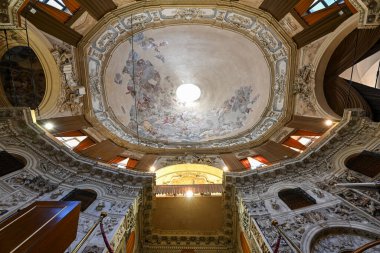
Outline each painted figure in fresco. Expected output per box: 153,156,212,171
114,32,260,142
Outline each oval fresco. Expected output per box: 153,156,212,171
86,7,291,149
104,25,271,143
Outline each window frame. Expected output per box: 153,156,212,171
307,0,344,14
38,0,68,12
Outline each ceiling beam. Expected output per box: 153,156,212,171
260,0,299,21
75,0,116,20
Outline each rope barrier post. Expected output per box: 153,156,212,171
271,220,302,253
99,211,114,253
71,212,113,253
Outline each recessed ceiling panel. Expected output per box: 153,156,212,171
104,25,270,143
85,7,292,150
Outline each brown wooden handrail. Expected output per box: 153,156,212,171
353,239,380,253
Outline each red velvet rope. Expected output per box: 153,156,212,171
273,235,282,253
100,220,114,253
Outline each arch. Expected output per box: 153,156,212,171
12,24,62,118
0,150,26,177
313,14,359,119
278,187,316,210
331,145,369,177
266,182,311,196
300,221,380,253
0,46,46,109
61,188,97,211
345,150,380,178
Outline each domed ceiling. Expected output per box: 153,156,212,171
85,7,293,151
104,25,270,143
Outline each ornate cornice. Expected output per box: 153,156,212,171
348,0,380,28
0,108,153,186
0,0,24,29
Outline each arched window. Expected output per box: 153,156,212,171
0,151,26,177
345,151,380,178
61,188,97,212
278,188,316,210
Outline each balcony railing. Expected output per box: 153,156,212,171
154,184,223,196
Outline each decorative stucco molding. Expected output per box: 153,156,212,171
79,2,297,152
348,0,380,28
226,109,380,252
0,0,23,29
0,107,153,252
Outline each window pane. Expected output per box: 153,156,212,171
247,157,265,169
76,136,87,142
324,0,337,5
65,139,80,148
299,137,312,146
118,158,130,166
56,136,87,149
309,2,326,13
45,0,65,10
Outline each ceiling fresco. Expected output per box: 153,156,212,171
104,26,270,143
85,7,293,150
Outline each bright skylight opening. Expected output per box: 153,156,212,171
56,136,87,149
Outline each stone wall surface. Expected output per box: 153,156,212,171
0,108,152,253
1,108,380,253
227,109,380,253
